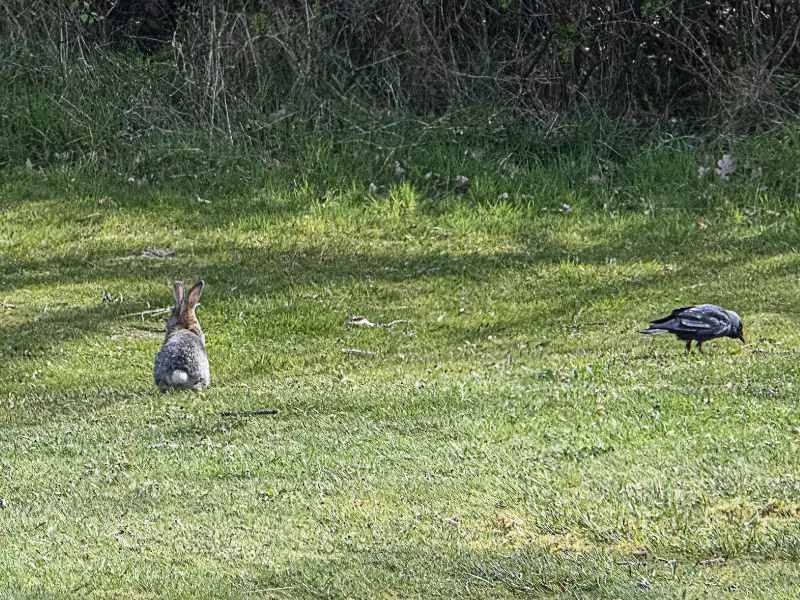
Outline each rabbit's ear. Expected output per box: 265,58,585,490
173,281,185,307
187,281,204,308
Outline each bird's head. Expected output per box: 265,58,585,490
729,311,745,343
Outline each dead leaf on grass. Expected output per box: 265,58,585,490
345,315,376,327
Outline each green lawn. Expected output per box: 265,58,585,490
2,140,800,598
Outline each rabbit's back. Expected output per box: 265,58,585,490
154,330,210,391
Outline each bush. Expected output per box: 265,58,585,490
1,0,798,167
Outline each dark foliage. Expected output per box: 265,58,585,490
0,0,798,163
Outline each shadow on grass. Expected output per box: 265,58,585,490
234,544,671,599
2,201,800,421
3,216,800,350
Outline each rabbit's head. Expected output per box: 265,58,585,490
166,281,205,341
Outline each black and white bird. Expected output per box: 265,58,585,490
639,304,745,353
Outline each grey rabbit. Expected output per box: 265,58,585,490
154,280,210,392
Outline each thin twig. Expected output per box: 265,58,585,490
698,557,726,566
117,307,171,319
220,409,279,417
377,320,411,327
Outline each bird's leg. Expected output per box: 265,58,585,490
697,342,704,354
685,340,692,354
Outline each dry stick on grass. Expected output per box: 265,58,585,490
117,307,172,320
378,320,411,327
345,315,412,328
697,557,726,566
220,409,279,417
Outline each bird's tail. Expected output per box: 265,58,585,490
638,327,668,335
167,370,189,386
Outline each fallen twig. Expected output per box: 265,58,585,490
341,348,376,355
345,315,411,328
378,319,411,327
697,557,726,566
2,304,15,309
118,307,171,320
220,409,279,417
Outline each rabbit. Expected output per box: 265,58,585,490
154,280,210,392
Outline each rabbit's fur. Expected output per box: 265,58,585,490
154,281,210,392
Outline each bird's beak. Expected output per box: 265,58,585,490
738,334,746,343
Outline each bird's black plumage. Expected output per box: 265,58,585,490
639,304,745,352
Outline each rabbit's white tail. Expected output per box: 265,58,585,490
167,370,189,386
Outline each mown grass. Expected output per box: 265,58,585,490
2,134,800,599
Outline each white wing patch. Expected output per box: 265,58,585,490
680,319,714,329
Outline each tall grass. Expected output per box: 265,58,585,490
1,1,799,170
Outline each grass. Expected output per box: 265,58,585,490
2,134,800,599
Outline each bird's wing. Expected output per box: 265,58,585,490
674,306,729,336
650,306,695,325
646,306,729,336
677,318,716,329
